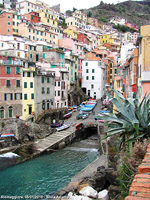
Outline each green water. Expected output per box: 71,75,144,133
0,146,99,197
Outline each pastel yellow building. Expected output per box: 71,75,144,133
37,8,58,27
18,22,58,45
22,67,35,121
100,34,121,46
64,26,78,39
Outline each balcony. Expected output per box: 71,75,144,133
0,60,23,66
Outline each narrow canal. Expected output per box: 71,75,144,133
0,135,99,197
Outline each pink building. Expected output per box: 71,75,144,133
0,56,23,118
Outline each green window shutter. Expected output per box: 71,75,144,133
41,76,44,83
16,67,20,74
6,66,11,74
43,53,45,58
24,94,27,100
71,69,73,75
86,69,88,73
58,82,60,86
59,53,61,59
92,76,95,80
92,69,95,73
24,82,27,88
58,91,60,96
31,93,34,99
86,76,89,80
62,54,63,59
30,82,33,88
47,77,50,83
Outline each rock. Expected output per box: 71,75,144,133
59,141,66,149
98,189,109,200
67,192,92,200
79,186,98,198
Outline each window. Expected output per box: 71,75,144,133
31,93,34,99
92,76,95,80
33,36,35,40
41,76,44,83
8,22,10,25
13,21,15,25
37,31,39,35
47,77,50,83
59,53,61,59
6,80,11,87
92,69,95,73
24,94,27,100
58,82,60,86
27,72,30,77
0,107,4,119
8,29,10,32
43,53,45,59
86,62,88,66
20,93,22,100
47,88,50,94
30,82,33,88
6,66,11,74
58,91,60,96
16,80,20,87
86,69,89,73
10,93,13,100
91,84,94,89
16,67,20,74
17,52,20,57
86,76,89,80
42,101,45,110
4,94,7,101
30,54,32,58
42,87,45,94
9,106,13,118
29,29,31,32
15,93,17,100
24,82,27,88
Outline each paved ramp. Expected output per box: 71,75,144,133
34,126,75,152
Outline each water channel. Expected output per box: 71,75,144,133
0,135,99,198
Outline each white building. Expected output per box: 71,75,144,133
82,60,105,99
0,35,28,59
110,17,126,26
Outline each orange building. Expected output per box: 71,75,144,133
0,12,13,35
25,12,41,23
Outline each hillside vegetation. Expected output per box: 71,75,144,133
84,1,150,26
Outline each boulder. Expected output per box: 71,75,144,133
67,192,92,200
79,186,98,198
98,189,109,200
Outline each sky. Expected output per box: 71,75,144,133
42,0,129,13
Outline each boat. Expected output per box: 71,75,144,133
56,122,71,132
51,121,64,128
63,112,72,119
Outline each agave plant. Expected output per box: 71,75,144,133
97,90,150,151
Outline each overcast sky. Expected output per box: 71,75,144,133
42,0,129,13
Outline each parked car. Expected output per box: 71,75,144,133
76,113,83,120
82,113,89,119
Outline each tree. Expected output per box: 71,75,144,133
73,7,77,12
87,11,92,17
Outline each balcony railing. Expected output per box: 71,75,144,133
0,60,23,66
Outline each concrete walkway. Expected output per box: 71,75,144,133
34,125,75,152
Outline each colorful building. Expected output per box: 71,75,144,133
37,8,58,27
25,12,41,23
136,25,150,98
18,22,58,45
0,56,23,119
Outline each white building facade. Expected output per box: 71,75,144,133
82,60,105,100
